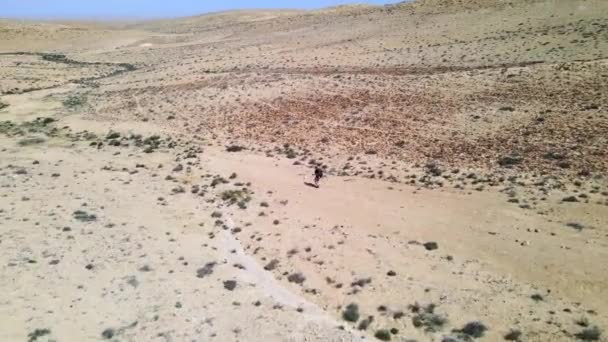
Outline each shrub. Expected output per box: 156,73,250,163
424,242,439,251
210,176,229,187
18,137,46,146
106,131,121,140
412,305,447,333
73,210,96,222
374,329,391,341
425,161,442,176
504,329,522,341
576,318,590,327
498,155,523,167
226,145,245,152
287,272,306,284
575,326,601,341
220,189,251,205
342,303,360,322
458,321,488,338
351,277,372,288
63,95,86,108
566,222,584,231
358,316,374,330
223,280,237,291
264,259,279,271
530,294,544,302
196,262,216,278
28,328,51,342
101,328,115,339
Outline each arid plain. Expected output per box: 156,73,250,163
1,0,607,341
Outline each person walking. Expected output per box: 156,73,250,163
313,167,324,188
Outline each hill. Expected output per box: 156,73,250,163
0,0,607,341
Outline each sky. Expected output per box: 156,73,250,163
1,0,403,19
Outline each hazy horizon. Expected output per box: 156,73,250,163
1,0,404,20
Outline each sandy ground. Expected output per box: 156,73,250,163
1,0,607,341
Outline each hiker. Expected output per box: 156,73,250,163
313,167,324,187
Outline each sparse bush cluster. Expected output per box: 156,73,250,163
220,188,252,208
73,210,97,222
93,131,171,153
275,143,298,159
18,137,46,146
210,175,229,187
455,321,488,338
0,117,57,137
63,94,87,108
410,303,447,332
575,326,602,341
28,328,51,342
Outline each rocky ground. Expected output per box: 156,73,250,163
1,0,607,341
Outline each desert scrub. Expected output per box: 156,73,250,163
412,313,447,332
106,131,121,140
498,154,523,167
220,189,252,207
132,134,163,152
0,101,8,110
410,303,447,332
73,210,97,222
504,329,522,341
566,222,585,231
276,143,298,159
1,117,57,137
287,272,306,284
210,176,229,187
342,303,360,322
456,321,488,338
357,316,374,330
28,328,51,342
530,294,544,302
226,145,245,152
263,259,279,271
101,328,115,339
63,94,87,109
18,136,46,146
575,326,601,341
374,329,391,341
41,52,67,62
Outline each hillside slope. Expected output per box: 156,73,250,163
1,0,607,341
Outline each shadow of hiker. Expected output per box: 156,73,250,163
304,182,319,188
